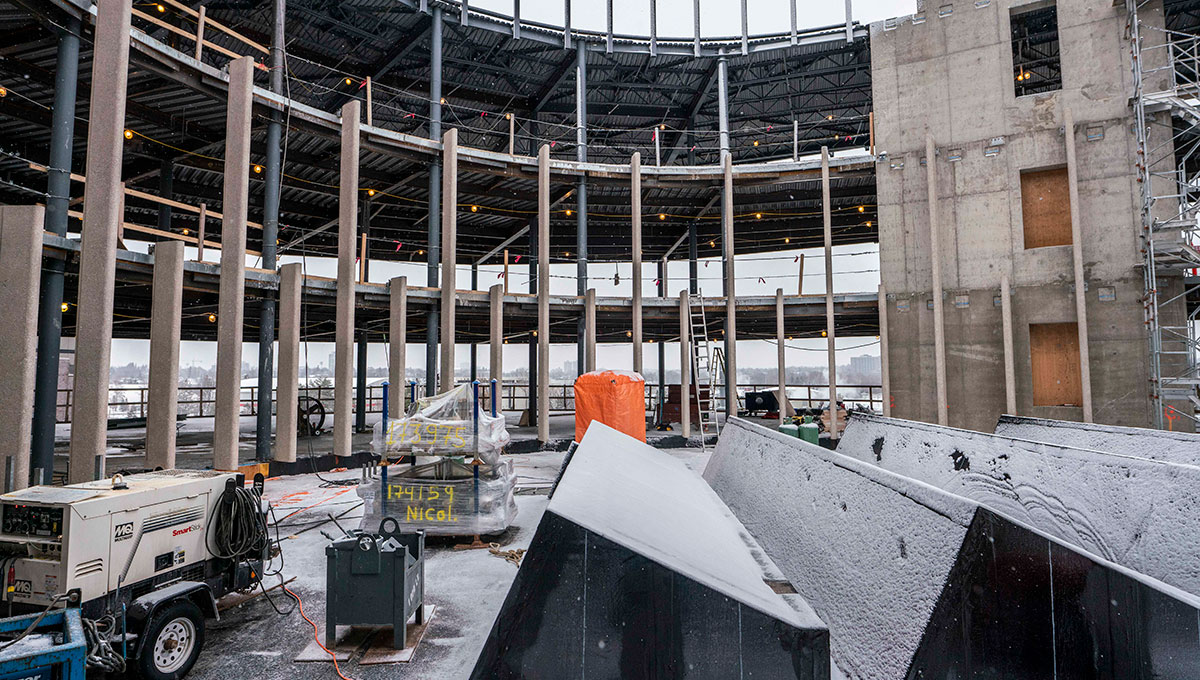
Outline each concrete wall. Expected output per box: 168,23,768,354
871,0,1192,431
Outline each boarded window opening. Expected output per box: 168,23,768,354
1011,3,1062,96
1030,322,1082,407
1020,167,1072,249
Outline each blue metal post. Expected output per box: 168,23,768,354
472,380,480,520
382,381,390,429
490,378,498,417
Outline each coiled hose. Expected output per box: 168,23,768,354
207,484,269,562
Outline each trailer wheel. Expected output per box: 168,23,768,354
137,599,205,680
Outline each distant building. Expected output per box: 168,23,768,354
850,355,881,376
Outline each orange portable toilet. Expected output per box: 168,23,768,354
574,370,647,443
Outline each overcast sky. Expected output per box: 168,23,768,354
108,0,920,375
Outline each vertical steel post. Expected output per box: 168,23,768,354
31,16,80,485
537,145,551,443
528,221,538,429
631,152,643,374
575,40,588,377
717,55,730,156
356,331,367,432
722,153,736,417
426,6,443,396
679,290,690,437
776,289,786,417
470,265,478,383
658,260,667,425
688,221,698,294
256,0,286,462
388,277,407,419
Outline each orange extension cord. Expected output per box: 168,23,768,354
284,584,356,680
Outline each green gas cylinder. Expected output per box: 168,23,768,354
778,422,800,439
799,416,820,444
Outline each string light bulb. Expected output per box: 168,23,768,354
208,313,217,323
505,112,512,120
565,209,572,217
182,228,190,235
60,302,69,312
866,221,872,227
532,330,538,337
368,189,376,197
820,330,827,337
659,124,666,130
253,165,263,174
156,3,165,11
709,240,715,247
626,330,632,337
755,213,762,219
0,86,6,97
470,205,478,212
418,249,425,255
784,237,790,244
858,205,865,213
658,213,666,221
344,77,353,85
123,129,133,140
440,97,446,105
753,140,760,147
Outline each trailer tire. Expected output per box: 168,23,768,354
137,599,205,680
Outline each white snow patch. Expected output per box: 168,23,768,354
995,414,1200,467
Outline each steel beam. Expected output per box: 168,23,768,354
537,144,550,443
426,6,443,397
576,40,588,377
722,152,736,418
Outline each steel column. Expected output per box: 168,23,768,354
426,6,443,396
631,152,643,374
717,55,730,155
576,40,588,377
31,16,80,485
356,331,367,432
489,283,503,389
776,289,786,417
537,144,551,443
585,289,596,372
255,0,286,461
679,290,690,438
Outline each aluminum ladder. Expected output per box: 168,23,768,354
687,293,724,447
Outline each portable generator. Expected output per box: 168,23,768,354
0,469,269,680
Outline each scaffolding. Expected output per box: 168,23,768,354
1128,0,1200,428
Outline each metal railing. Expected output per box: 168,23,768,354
55,381,883,423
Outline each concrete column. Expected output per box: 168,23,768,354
537,144,551,443
32,16,81,485
776,288,786,416
879,284,891,417
276,263,301,463
69,0,132,484
1001,277,1016,415
1063,106,1093,422
722,152,737,417
822,147,839,438
585,288,596,372
440,127,458,389
389,276,407,419
146,241,184,470
334,100,361,460
489,283,503,399
212,57,255,472
678,290,691,438
631,152,643,374
925,134,948,426
0,206,45,490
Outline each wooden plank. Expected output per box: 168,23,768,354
130,8,244,61
358,605,437,665
1020,168,1072,249
64,209,262,256
1030,322,1083,407
157,0,270,54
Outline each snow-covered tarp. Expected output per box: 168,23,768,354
704,417,974,680
839,412,1200,598
994,414,1200,467
372,384,510,464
